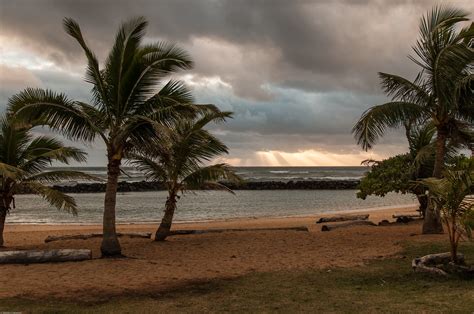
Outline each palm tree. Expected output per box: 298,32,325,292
419,157,474,263
8,17,205,256
129,111,241,241
0,115,94,247
352,6,474,233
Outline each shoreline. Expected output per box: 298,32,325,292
5,204,418,231
5,203,418,226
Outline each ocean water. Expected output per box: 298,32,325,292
6,166,417,224
8,190,417,224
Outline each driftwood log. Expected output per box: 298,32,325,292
412,252,465,276
168,226,309,236
45,232,152,243
321,220,376,231
378,218,422,226
316,214,369,224
392,214,421,219
0,249,92,264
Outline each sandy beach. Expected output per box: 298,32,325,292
0,205,448,302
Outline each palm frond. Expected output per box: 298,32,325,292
191,111,233,131
0,162,26,181
8,88,99,142
378,72,431,105
0,115,31,165
408,122,436,153
412,143,435,170
128,154,168,182
23,181,78,214
420,6,470,39
414,5,470,68
457,73,474,118
25,170,100,184
134,80,195,117
116,114,174,149
19,136,87,174
182,164,241,192
63,17,108,107
123,43,193,110
352,101,425,150
105,16,148,114
435,43,474,107
174,128,229,177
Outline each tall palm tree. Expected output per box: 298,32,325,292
129,111,241,241
352,6,474,233
8,17,206,256
0,115,94,247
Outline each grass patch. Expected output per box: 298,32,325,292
1,241,473,313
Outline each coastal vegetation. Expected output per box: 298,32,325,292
419,157,474,263
357,123,437,216
0,114,94,246
129,111,241,240
8,17,208,256
353,6,474,234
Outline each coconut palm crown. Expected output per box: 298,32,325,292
129,110,241,241
352,6,473,234
353,6,474,178
8,17,212,256
0,114,95,246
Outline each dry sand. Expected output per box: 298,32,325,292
0,205,445,301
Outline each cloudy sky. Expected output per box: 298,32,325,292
0,0,472,166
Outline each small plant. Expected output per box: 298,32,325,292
419,157,474,264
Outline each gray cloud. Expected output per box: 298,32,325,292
3,0,471,96
1,0,472,165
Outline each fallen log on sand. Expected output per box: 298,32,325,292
169,226,309,236
412,252,465,276
392,214,421,219
316,214,369,224
45,232,152,243
378,217,422,226
321,220,376,231
0,249,92,264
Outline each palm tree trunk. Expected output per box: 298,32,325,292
0,207,6,247
449,217,458,264
422,126,446,234
422,202,444,234
432,127,447,178
155,191,177,241
100,157,122,257
416,194,428,217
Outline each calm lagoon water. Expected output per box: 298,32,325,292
9,190,417,224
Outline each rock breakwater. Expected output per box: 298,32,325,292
40,180,360,194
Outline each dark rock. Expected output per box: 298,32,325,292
378,220,391,226
396,216,414,223
17,179,361,194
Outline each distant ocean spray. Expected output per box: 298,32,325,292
53,166,370,183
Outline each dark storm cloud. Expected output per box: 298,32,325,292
1,0,473,165
3,0,470,96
